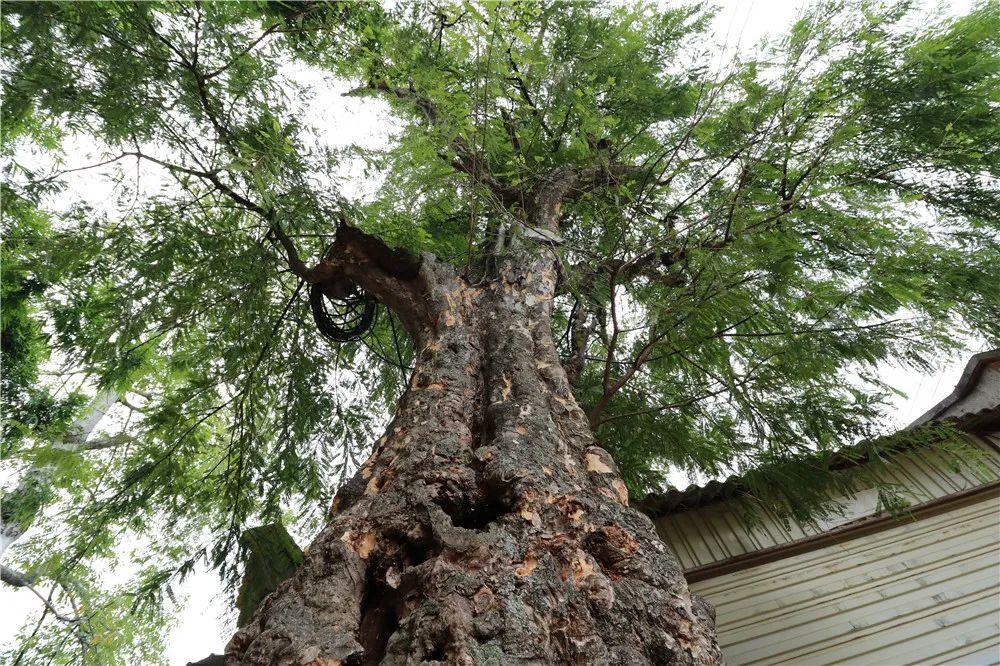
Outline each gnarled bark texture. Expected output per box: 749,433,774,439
227,229,721,665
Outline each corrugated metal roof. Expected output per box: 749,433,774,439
637,350,1000,517
650,435,1000,571
638,476,744,515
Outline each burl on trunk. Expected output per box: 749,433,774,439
227,226,721,665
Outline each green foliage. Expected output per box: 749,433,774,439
1,1,998,660
0,558,172,666
1,186,81,451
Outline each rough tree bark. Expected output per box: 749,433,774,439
227,222,722,665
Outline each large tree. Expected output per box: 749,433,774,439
2,1,998,664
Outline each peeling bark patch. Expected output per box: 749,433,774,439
516,551,538,576
342,531,377,559
596,486,628,506
548,495,587,524
500,374,512,402
584,447,616,474
585,453,614,474
584,525,640,575
571,549,597,583
611,479,629,506
517,507,541,528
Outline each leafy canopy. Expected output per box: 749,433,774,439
2,1,998,662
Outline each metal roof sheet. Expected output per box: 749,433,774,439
636,350,1000,517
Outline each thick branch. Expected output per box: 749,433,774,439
1,564,36,588
125,149,439,342
1,565,85,627
136,36,318,283
309,225,441,343
122,149,318,282
505,50,553,137
563,298,597,386
77,434,136,451
529,163,659,230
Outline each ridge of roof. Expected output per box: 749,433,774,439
908,348,1000,428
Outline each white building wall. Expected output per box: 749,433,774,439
690,496,1000,665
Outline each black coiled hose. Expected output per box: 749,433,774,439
309,282,377,342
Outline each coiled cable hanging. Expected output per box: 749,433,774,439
309,282,377,342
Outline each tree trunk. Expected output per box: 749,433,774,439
227,236,721,665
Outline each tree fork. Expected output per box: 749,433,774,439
285,223,439,345
228,237,721,664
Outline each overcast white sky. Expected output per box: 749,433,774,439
0,1,983,663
